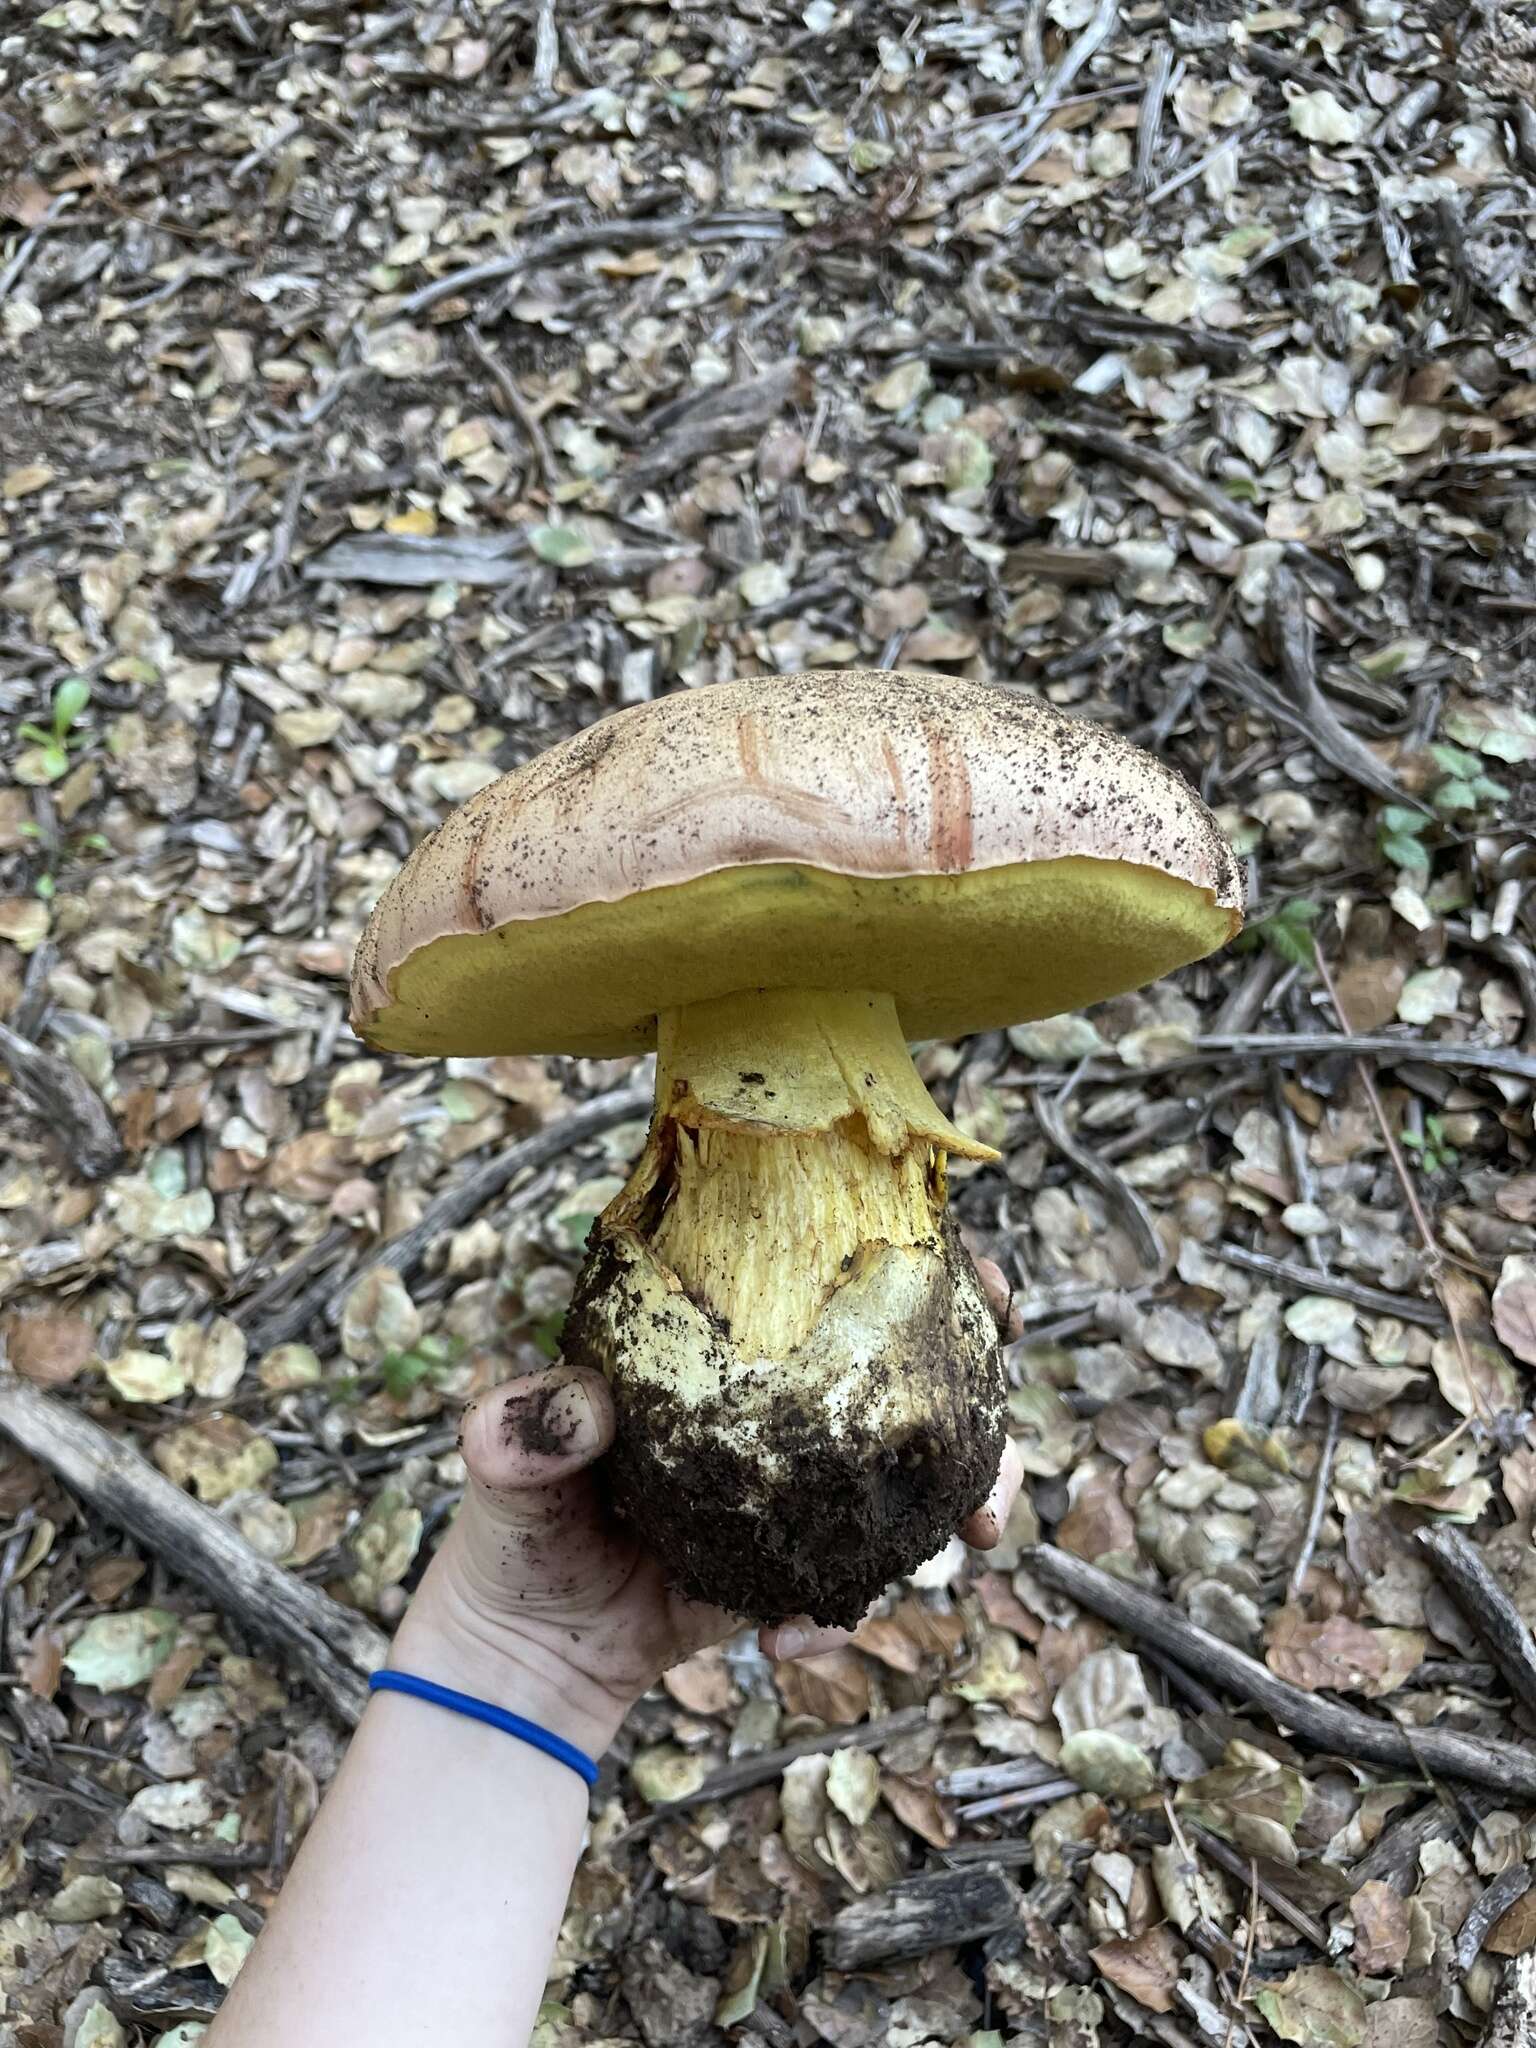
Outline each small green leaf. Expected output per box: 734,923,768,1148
379,1349,434,1400
530,524,595,568
531,1311,566,1360
1378,805,1427,836
1429,741,1483,779
64,1609,180,1691
1433,778,1478,813
53,675,91,734
1381,832,1429,873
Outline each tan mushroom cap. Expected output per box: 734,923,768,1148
352,669,1244,1058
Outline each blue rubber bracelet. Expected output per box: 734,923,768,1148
367,1671,600,1786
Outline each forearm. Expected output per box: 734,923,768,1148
208,1554,619,2048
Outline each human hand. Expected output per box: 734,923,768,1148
392,1258,1024,1760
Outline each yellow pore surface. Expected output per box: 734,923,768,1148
360,854,1240,1059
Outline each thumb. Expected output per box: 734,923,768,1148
459,1366,614,1502
452,1368,632,1615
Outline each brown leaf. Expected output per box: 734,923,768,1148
1091,1925,1184,2011
975,1571,1041,1637
1486,1888,1536,1958
147,1639,204,1711
1333,957,1406,1034
1362,2001,1438,2048
20,1631,63,1700
0,175,53,227
1038,1618,1110,1692
775,1647,871,1725
853,1598,964,1673
1493,1255,1536,1366
880,1771,955,1850
2,1309,95,1386
84,1557,145,1605
1350,1880,1411,1974
1266,1612,1424,1698
662,1645,740,1717
1057,1468,1136,1562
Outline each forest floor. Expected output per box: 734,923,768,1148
3,1,1536,2043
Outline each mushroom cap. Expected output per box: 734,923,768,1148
352,669,1243,1057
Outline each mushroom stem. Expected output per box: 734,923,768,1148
602,987,997,1357
569,985,1008,1624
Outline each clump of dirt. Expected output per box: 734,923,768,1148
566,1220,1004,1626
501,1378,586,1459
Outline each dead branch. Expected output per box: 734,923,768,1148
1417,1526,1536,1728
1209,1242,1446,1328
1033,1085,1162,1270
0,1019,123,1180
1022,1544,1536,1800
250,1078,652,1353
828,1866,1022,1969
1193,1032,1536,1087
397,210,785,317
0,1374,386,1724
1480,1951,1536,2048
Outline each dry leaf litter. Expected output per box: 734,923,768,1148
2,0,1536,2043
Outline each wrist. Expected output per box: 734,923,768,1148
390,1549,628,1763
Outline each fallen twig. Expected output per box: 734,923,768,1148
251,1078,652,1353
1022,1544,1536,1800
1268,567,1405,802
1135,42,1173,192
396,210,785,317
1185,1823,1327,1952
937,0,1119,206
1033,1086,1161,1270
1036,415,1266,543
1479,1949,1536,2048
828,1866,1021,1968
1417,1526,1536,1729
1192,1032,1536,1087
1458,1867,1534,1973
1313,949,1487,1427
1289,1407,1341,1602
0,1375,386,1724
618,364,803,502
0,1019,123,1180
658,1705,927,1812
1347,1793,1481,1890
464,325,559,494
1209,1242,1445,1328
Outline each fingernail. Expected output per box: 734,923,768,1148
547,1378,603,1458
774,1626,809,1660
502,1376,601,1461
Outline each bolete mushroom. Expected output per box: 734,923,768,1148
352,670,1243,1624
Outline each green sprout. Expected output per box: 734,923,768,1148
379,1332,464,1402
1377,804,1431,882
1428,742,1510,816
1236,895,1319,968
16,676,92,783
1401,1114,1459,1176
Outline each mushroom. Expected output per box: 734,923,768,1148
352,670,1243,1624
